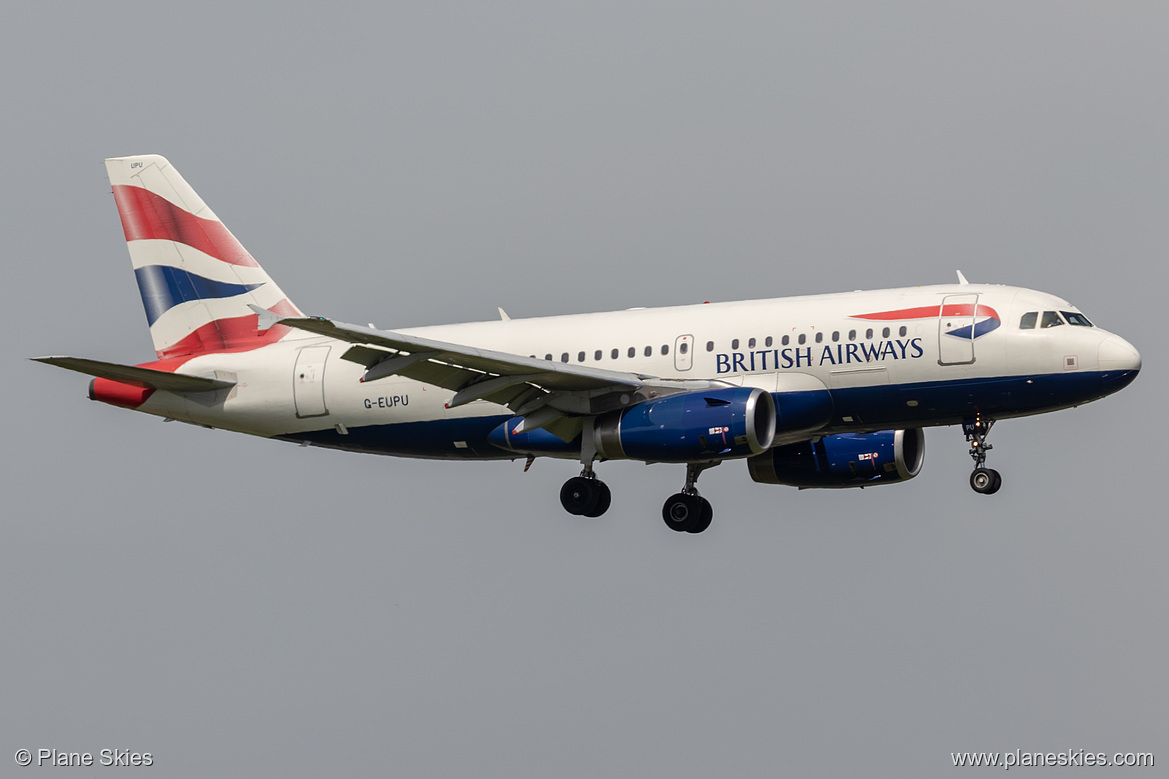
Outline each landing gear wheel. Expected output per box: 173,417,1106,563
970,468,1002,495
560,476,600,515
688,497,713,534
582,481,612,517
662,493,711,533
662,493,697,532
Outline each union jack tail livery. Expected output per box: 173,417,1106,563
106,155,302,359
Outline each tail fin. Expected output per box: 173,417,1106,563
105,154,302,359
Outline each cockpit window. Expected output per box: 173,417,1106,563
1019,312,1037,330
1061,311,1093,327
1041,311,1065,328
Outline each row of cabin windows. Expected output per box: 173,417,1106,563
529,325,910,364
704,325,909,351
536,344,675,363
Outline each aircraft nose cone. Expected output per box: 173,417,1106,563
1098,334,1141,373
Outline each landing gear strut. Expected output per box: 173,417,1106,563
963,416,1002,495
662,462,717,534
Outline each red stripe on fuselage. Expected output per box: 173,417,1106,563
111,185,259,268
851,304,999,321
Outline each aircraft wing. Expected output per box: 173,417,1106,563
280,316,725,438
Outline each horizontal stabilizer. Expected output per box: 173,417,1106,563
32,356,235,392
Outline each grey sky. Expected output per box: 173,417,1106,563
3,3,1165,776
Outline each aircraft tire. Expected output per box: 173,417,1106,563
561,477,601,515
662,493,703,533
583,481,612,517
686,497,713,534
970,468,1001,495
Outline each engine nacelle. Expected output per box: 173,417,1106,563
747,428,925,488
594,386,776,462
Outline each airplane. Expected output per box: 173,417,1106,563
34,155,1142,533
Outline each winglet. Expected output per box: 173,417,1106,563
498,307,511,321
956,270,970,286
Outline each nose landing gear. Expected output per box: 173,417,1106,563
964,416,1002,495
662,462,718,533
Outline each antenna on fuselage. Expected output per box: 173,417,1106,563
956,270,970,285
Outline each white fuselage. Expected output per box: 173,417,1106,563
125,282,1140,461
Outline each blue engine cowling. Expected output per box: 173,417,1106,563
593,386,776,462
747,429,925,488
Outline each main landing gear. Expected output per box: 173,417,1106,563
559,430,612,517
557,459,719,533
964,416,1002,495
559,470,612,517
661,462,717,534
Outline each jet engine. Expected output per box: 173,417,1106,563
593,386,776,462
747,428,925,488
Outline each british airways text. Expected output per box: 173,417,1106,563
716,338,924,374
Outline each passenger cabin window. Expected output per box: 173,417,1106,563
593,350,602,361
731,339,739,349
831,331,839,342
1062,311,1094,327
848,330,856,341
882,327,890,338
748,337,756,348
798,334,806,345
866,328,874,340
644,345,652,357
899,326,907,337
561,353,569,363
1041,311,1065,328
706,341,714,352
611,348,619,359
545,353,553,361
661,344,669,355
628,347,635,358
765,336,773,347
1019,312,1037,330
679,341,688,354
814,332,823,343
578,351,586,362
782,335,790,346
